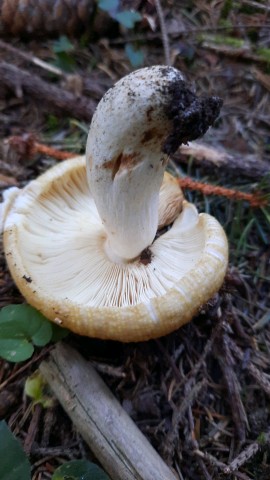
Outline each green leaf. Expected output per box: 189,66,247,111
0,339,34,362
24,371,54,408
0,421,31,480
53,36,74,53
125,44,144,67
98,0,119,12
50,324,69,342
115,10,141,29
52,460,110,480
0,304,53,362
53,52,76,73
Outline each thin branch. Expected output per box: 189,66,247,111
154,0,170,65
0,61,96,122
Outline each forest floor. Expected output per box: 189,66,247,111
0,1,270,479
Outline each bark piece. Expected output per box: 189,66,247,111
175,142,270,180
0,61,96,122
40,343,177,480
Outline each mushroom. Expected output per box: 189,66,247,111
0,66,228,342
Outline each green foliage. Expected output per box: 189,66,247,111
97,0,141,28
97,0,143,66
52,460,110,480
257,47,270,63
125,44,144,67
0,421,31,480
0,304,68,363
220,0,233,19
53,36,74,54
199,33,245,48
52,36,76,72
46,114,60,132
257,432,267,444
98,0,119,11
115,11,141,29
24,371,54,408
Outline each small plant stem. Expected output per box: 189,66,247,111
154,0,170,65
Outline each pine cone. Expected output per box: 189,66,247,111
1,0,94,35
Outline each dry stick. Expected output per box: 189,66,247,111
154,0,170,65
24,403,43,455
174,142,270,180
40,343,177,480
165,379,206,455
214,332,248,444
200,41,270,64
224,429,270,474
0,39,63,77
0,61,95,122
186,395,212,480
227,336,270,398
0,39,109,99
193,449,228,471
183,316,222,385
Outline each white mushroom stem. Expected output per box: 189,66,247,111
86,66,222,262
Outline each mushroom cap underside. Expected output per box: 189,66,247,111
2,156,228,342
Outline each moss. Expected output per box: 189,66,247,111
200,34,245,48
220,0,233,19
257,47,270,63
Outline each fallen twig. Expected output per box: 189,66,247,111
40,343,178,480
0,61,96,122
175,142,270,180
154,0,170,65
227,336,270,398
0,39,109,100
200,41,269,65
0,39,64,76
24,404,43,455
213,328,248,443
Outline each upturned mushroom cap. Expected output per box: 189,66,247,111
1,66,228,342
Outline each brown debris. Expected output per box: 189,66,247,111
0,0,95,36
213,330,248,444
0,381,22,417
0,61,96,122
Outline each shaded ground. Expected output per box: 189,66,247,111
0,1,270,479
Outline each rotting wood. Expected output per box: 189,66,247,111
174,142,270,180
0,61,96,122
40,343,178,480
